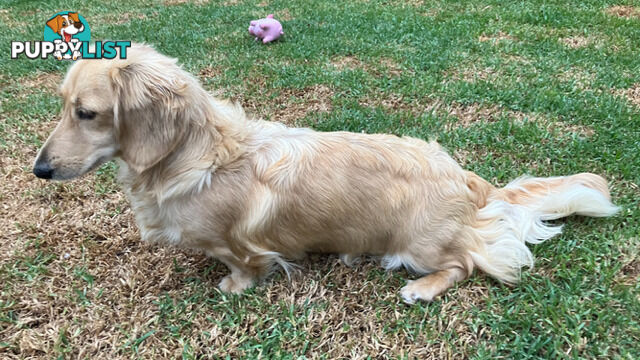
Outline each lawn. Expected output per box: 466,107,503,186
1,0,639,358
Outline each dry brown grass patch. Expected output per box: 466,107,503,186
445,64,500,83
164,0,210,6
198,66,222,79
443,102,538,130
619,258,640,285
615,83,640,108
241,84,334,124
421,8,441,17
19,72,62,93
441,102,594,138
379,57,405,76
114,12,147,25
274,84,334,123
614,236,640,286
452,148,474,167
445,102,502,129
605,5,640,19
353,0,427,5
560,35,591,49
546,121,595,138
331,55,366,71
358,95,594,139
0,9,33,28
504,54,533,65
278,9,293,21
558,67,596,90
93,11,152,25
360,93,410,112
478,31,515,43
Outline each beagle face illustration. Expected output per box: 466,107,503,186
46,12,84,42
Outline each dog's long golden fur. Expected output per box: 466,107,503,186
34,45,619,303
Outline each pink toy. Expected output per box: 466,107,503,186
248,14,283,44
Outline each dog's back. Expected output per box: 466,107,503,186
239,121,475,259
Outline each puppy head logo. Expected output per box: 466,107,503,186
44,11,90,43
11,12,127,61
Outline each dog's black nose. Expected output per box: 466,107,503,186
33,161,54,179
74,22,83,29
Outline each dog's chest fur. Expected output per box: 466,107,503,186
117,160,226,250
128,190,184,245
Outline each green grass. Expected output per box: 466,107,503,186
1,0,639,358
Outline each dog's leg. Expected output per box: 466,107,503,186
339,253,361,267
218,263,256,294
399,267,467,304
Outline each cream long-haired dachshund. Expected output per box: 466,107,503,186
33,45,619,303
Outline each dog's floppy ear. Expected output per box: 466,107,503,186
109,53,188,173
46,15,63,34
68,12,80,23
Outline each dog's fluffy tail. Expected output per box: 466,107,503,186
467,173,619,283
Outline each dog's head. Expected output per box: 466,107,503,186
33,44,193,180
46,12,85,42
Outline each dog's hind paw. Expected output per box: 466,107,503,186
400,280,436,304
399,268,468,304
218,274,254,294
339,253,361,267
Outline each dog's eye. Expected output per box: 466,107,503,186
76,108,96,120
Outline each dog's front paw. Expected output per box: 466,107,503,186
400,280,436,304
218,274,253,294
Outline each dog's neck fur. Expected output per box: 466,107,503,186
119,89,248,204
